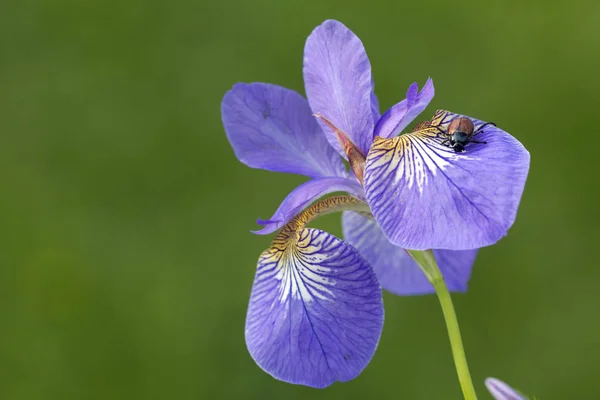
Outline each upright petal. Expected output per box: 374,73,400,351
342,211,477,295
222,83,345,178
373,78,435,139
371,80,381,122
304,20,375,157
485,377,527,400
246,228,384,388
253,177,364,235
364,110,530,250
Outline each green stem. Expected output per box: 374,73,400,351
407,250,478,400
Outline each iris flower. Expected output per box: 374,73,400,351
221,19,529,388
486,377,530,400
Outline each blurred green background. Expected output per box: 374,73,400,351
1,0,598,398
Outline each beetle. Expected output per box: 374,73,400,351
439,117,496,152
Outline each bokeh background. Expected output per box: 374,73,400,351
1,0,599,398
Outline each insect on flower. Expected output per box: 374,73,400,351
439,117,497,152
412,113,497,152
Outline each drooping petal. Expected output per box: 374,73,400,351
245,228,384,388
253,177,364,235
364,110,530,250
485,377,527,400
221,82,345,178
303,19,375,157
342,211,477,295
373,78,435,139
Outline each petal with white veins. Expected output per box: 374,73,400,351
246,226,384,388
364,110,530,250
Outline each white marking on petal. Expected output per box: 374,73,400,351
266,233,337,304
365,109,530,250
246,226,384,388
386,134,476,194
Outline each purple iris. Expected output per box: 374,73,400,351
485,377,529,400
221,19,529,388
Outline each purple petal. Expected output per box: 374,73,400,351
303,20,375,157
371,80,381,122
222,82,345,178
245,228,384,388
342,211,477,295
364,110,530,250
253,177,364,235
485,377,527,400
374,78,435,139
